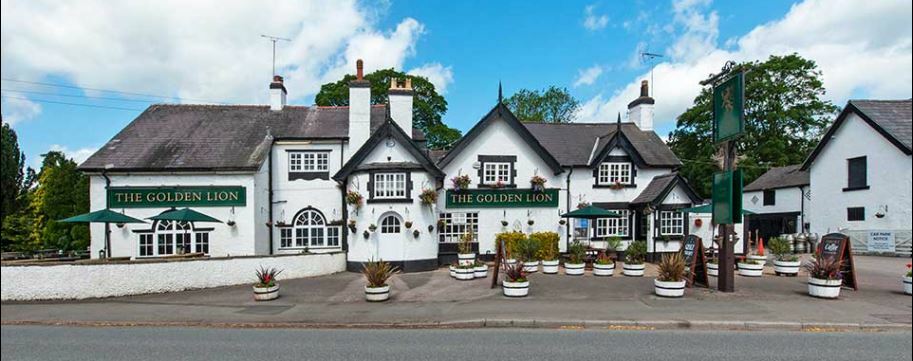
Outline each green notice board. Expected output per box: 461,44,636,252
712,72,744,143
445,189,559,208
712,170,743,224
108,186,246,208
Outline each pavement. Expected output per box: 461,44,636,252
2,326,911,361
2,255,910,331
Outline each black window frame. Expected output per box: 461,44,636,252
847,207,865,222
477,155,517,188
844,156,869,191
592,155,637,188
762,189,776,206
367,171,413,203
287,149,332,181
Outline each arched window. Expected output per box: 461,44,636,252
293,209,326,247
380,214,402,234
155,220,191,256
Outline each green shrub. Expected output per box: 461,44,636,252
530,231,560,261
768,237,797,262
567,241,587,264
514,237,540,262
625,240,647,264
495,231,526,260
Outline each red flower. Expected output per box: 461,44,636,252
263,274,271,283
906,263,911,269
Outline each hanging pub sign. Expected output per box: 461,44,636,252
816,233,858,290
711,170,743,225
682,234,709,288
108,186,247,208
712,71,745,143
445,189,559,208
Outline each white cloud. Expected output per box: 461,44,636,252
46,144,97,166
408,63,454,94
573,65,604,87
583,4,609,31
0,1,440,106
576,0,913,132
1,92,42,125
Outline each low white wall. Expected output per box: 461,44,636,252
1,252,345,301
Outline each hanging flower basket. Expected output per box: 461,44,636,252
362,230,370,240
346,190,364,208
501,220,509,227
577,202,590,209
419,189,438,205
451,174,471,192
368,224,377,233
530,175,547,192
527,219,535,226
348,220,357,233
413,229,421,239
694,218,703,227
404,221,413,229
610,181,625,190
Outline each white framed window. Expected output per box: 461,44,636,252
280,228,293,248
659,210,684,236
438,212,479,243
327,227,340,247
595,210,630,237
291,209,334,248
374,173,407,199
139,234,154,257
289,151,329,172
598,162,632,185
380,214,402,234
194,233,209,254
482,162,511,185
139,220,210,257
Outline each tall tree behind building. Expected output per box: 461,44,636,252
315,68,462,150
28,151,90,251
1,122,27,221
668,54,840,196
504,86,580,123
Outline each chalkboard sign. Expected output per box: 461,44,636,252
682,235,709,288
816,233,857,290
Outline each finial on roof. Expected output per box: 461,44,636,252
617,112,621,123
498,81,503,104
385,98,392,121
616,112,621,132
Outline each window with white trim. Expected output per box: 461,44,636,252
380,214,402,234
595,210,630,237
598,162,632,185
438,212,479,243
482,162,511,185
194,233,209,254
374,173,407,199
291,209,332,248
139,234,154,257
139,220,211,257
280,228,293,248
659,210,684,236
327,227,340,247
288,151,329,172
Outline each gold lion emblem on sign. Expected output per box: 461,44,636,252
721,86,734,112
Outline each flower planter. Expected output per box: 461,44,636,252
523,260,540,273
807,277,841,299
365,285,391,302
747,254,767,265
773,260,801,276
564,262,585,276
738,262,764,277
252,284,279,301
449,265,457,278
454,267,475,281
504,258,518,266
623,263,645,277
654,279,686,298
593,263,615,277
707,262,719,277
541,260,560,274
502,280,530,297
458,253,476,266
473,265,488,279
903,276,912,295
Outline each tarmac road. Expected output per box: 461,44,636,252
1,325,910,361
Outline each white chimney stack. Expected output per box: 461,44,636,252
348,59,371,151
269,75,287,111
627,80,654,131
388,78,413,138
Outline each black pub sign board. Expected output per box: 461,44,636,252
816,233,858,291
682,234,709,288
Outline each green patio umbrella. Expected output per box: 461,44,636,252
148,208,223,223
560,205,621,219
60,209,146,259
681,203,756,215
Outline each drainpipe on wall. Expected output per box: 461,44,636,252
799,185,806,232
101,169,112,259
268,141,274,255
340,140,349,253
565,167,573,252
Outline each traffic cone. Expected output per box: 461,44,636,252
757,236,765,256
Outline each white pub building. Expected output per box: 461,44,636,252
79,61,701,271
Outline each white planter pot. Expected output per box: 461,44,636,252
654,279,686,298
903,276,911,295
623,263,645,277
564,262,585,276
454,267,475,281
449,265,457,278
738,262,764,277
593,263,615,277
541,260,560,274
707,263,719,277
502,280,530,297
473,265,488,279
252,284,279,301
365,285,391,302
504,258,518,266
747,254,767,265
458,253,476,266
807,277,842,299
523,260,540,273
773,260,801,276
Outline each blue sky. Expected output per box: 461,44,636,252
2,0,911,169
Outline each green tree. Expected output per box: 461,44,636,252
29,151,90,251
315,68,462,150
504,86,580,123
668,54,840,196
1,122,27,221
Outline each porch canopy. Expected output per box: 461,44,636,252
60,209,146,258
561,205,621,219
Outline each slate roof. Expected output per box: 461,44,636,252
630,173,702,206
523,122,681,167
803,99,912,170
79,104,425,172
743,165,809,192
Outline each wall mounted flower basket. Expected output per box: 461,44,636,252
413,229,421,239
363,230,370,240
404,221,413,229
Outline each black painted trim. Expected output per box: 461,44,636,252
367,170,413,203
842,186,870,192
477,154,518,187
333,116,444,182
802,102,913,171
289,172,330,181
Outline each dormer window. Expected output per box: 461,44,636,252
477,155,517,188
483,162,511,185
288,150,330,180
367,171,413,203
598,162,632,185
